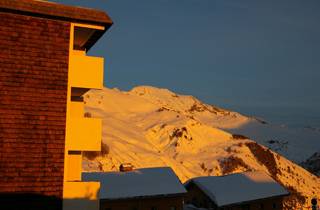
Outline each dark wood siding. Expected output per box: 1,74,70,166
100,196,184,210
184,182,217,209
219,197,284,210
0,11,70,209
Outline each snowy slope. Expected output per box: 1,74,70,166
83,86,320,209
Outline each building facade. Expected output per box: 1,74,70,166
184,171,289,210
83,167,187,210
0,1,112,210
100,195,184,210
185,181,285,210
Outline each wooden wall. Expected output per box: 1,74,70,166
0,11,70,209
100,196,184,210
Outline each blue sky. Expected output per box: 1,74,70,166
54,0,320,124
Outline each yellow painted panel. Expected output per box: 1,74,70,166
63,24,103,210
74,23,105,30
66,118,102,151
73,50,86,56
70,101,84,118
69,54,104,89
65,152,82,181
63,181,100,210
63,181,100,199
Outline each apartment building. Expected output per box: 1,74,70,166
0,1,112,209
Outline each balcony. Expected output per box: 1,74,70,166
65,151,82,181
63,181,100,210
66,118,102,151
70,101,84,118
69,51,104,90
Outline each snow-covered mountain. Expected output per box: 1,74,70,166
82,86,320,209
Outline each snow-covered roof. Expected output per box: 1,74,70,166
82,167,187,200
185,171,289,207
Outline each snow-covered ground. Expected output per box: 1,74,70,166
82,86,320,209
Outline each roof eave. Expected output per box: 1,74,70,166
0,0,113,26
218,192,291,208
0,0,113,51
84,22,113,52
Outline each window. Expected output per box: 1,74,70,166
273,203,277,209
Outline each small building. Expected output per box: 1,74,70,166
119,163,134,172
184,171,289,210
83,167,187,210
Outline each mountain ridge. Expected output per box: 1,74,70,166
83,86,320,209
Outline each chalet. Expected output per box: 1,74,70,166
82,167,187,210
0,0,112,210
184,171,289,210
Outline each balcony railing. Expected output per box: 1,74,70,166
66,118,102,151
69,52,104,90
